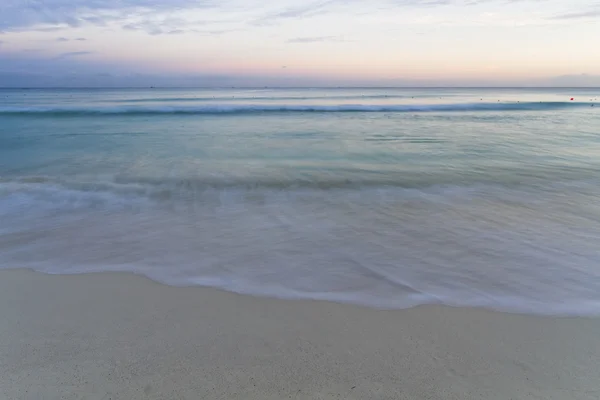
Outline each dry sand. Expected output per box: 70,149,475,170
1,269,600,400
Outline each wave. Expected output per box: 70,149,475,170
3,167,599,194
2,173,600,218
112,94,452,103
2,174,600,316
0,101,595,115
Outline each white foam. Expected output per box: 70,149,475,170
0,101,589,115
2,178,600,316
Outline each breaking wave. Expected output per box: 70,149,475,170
0,101,594,116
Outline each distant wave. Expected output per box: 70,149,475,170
112,94,451,102
0,102,594,115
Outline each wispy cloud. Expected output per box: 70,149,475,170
249,0,510,26
271,0,338,19
121,17,238,35
55,51,94,59
1,0,579,33
548,8,600,20
287,36,343,43
387,0,451,6
252,0,340,25
33,26,66,32
76,37,87,41
0,0,220,31
122,22,162,35
121,21,183,35
56,37,69,42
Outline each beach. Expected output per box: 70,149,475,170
2,0,600,395
2,87,600,399
2,269,599,400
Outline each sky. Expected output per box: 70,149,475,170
1,0,599,87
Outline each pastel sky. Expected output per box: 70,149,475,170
1,0,599,86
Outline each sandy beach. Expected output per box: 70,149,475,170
1,269,599,400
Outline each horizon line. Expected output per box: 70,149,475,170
2,86,600,90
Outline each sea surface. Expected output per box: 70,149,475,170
1,87,599,315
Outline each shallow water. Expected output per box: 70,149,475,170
1,87,600,315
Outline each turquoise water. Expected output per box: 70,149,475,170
1,87,600,315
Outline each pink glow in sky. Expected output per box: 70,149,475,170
1,0,599,86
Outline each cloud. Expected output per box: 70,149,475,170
55,51,94,59
121,18,239,35
33,26,66,32
387,0,451,6
249,0,522,26
270,0,338,19
1,0,573,33
252,0,339,25
76,38,87,41
548,8,600,20
122,22,163,35
287,36,340,43
122,22,183,35
0,0,219,31
56,37,69,42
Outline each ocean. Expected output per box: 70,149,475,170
1,87,599,315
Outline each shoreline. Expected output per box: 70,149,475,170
2,268,600,399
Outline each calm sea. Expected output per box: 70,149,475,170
1,87,599,315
